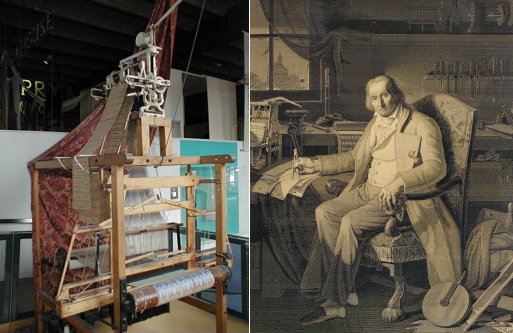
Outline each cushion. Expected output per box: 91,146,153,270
363,230,426,264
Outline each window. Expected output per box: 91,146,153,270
250,0,317,97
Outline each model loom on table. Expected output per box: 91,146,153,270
29,1,233,332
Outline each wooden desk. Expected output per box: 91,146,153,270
467,128,513,202
279,123,338,157
473,128,513,151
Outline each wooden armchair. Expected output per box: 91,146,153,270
326,94,476,322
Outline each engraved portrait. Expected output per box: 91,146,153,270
249,1,513,332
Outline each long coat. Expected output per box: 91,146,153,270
316,105,462,286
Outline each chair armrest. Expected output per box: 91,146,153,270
385,175,462,238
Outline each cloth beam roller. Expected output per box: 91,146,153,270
129,265,231,313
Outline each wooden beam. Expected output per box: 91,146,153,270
34,154,233,170
110,165,126,333
136,117,151,156
89,153,134,167
56,230,78,299
159,122,173,156
120,202,181,215
58,251,193,300
34,158,72,170
125,252,195,276
184,165,196,270
159,196,211,215
181,296,216,314
131,154,234,166
215,163,228,333
32,169,44,333
58,291,114,319
116,175,200,190
0,318,34,333
65,315,99,333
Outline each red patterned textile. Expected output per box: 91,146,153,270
28,0,178,300
28,103,105,296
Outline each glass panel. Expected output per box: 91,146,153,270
179,140,239,235
15,237,34,317
250,0,269,34
272,38,309,90
250,37,270,91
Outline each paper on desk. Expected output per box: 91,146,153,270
252,161,319,200
270,169,319,200
252,162,293,195
289,175,319,198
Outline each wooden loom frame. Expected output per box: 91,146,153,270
32,119,234,333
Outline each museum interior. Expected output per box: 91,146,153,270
250,0,513,332
0,0,249,332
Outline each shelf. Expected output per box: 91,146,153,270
347,31,513,46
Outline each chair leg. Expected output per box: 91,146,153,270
381,263,406,322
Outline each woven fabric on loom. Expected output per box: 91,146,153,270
28,0,179,298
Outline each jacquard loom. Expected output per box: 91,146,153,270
29,1,233,332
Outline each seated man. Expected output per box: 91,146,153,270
296,75,462,325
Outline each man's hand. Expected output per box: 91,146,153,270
295,157,320,175
378,177,405,212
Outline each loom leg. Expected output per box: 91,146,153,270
381,263,406,323
215,163,228,333
36,294,44,333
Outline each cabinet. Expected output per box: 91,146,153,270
0,231,34,324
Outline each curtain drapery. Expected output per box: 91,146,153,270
259,0,348,95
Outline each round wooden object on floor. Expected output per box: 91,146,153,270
422,282,470,327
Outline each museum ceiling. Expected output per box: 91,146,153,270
0,0,248,92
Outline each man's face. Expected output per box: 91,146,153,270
369,79,396,117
